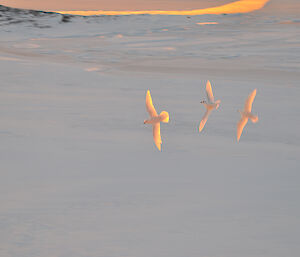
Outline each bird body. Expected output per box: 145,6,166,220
144,111,169,125
199,80,220,132
200,100,221,110
238,110,258,123
144,90,169,151
237,89,258,142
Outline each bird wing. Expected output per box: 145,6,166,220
206,80,215,103
244,89,256,113
199,109,212,132
153,123,162,151
237,117,248,142
146,90,158,118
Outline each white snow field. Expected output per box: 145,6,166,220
0,1,299,257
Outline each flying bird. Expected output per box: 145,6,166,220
199,80,221,132
237,89,258,142
144,90,169,151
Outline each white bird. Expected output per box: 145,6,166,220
144,90,169,151
237,89,258,142
199,80,221,132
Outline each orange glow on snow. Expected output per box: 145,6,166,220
56,0,270,16
197,22,219,25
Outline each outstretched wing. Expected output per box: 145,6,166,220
244,89,256,113
206,80,215,103
237,117,248,142
153,123,162,151
146,90,158,117
199,109,212,132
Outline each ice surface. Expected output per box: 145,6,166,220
0,4,299,257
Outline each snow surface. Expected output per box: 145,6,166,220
0,4,300,257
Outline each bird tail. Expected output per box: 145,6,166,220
249,114,258,123
215,100,221,109
160,111,169,123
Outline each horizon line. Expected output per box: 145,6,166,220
55,0,270,16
